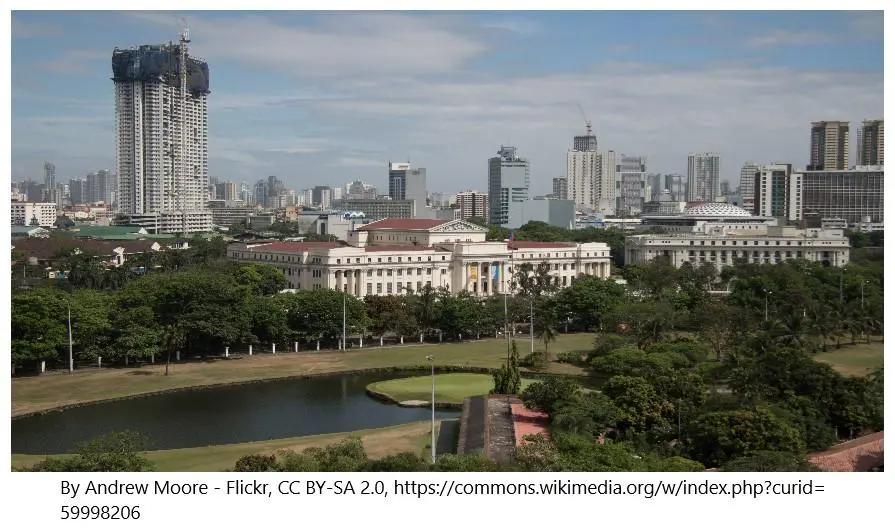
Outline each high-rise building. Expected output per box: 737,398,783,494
598,151,618,215
388,162,427,211
664,173,686,202
112,29,211,233
85,169,116,206
239,181,252,205
753,163,796,220
566,126,600,210
42,162,60,205
552,177,568,200
809,121,849,171
687,153,721,202
69,178,86,205
790,166,884,224
312,186,333,209
616,155,648,216
487,146,530,227
738,162,761,213
857,119,884,166
456,191,489,221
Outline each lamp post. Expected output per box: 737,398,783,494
764,289,772,322
861,280,867,310
67,300,73,374
342,288,347,351
426,355,436,464
529,294,534,355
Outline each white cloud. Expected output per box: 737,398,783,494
331,157,384,168
37,49,109,74
127,12,487,78
480,18,540,34
11,18,61,39
743,30,832,49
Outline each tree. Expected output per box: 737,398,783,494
553,275,625,331
19,431,154,472
721,451,818,472
609,299,677,349
552,392,620,437
520,375,581,417
492,340,522,395
684,406,806,467
11,288,70,368
601,376,674,434
232,263,287,296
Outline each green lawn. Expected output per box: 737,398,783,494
13,421,434,472
814,339,884,377
367,373,537,405
12,333,593,416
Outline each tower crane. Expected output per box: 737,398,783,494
577,103,593,136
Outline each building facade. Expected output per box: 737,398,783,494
857,119,884,166
738,162,760,213
112,31,212,233
792,166,884,224
488,146,530,226
11,202,58,227
566,128,600,210
334,198,416,220
616,155,647,216
388,162,427,211
687,153,721,202
664,173,687,202
508,197,575,229
809,121,849,171
552,177,568,200
753,163,797,220
227,218,612,296
625,203,850,272
455,191,489,221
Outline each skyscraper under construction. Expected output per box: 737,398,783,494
112,27,212,233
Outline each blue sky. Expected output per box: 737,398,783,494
11,10,884,194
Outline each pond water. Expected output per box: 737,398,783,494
11,371,460,454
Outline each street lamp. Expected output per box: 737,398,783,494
342,288,347,351
67,300,74,374
529,294,535,355
426,355,436,464
763,289,772,322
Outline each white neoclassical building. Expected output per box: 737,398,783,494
227,218,612,296
624,202,850,271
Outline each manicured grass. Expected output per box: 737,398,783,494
12,421,433,472
814,339,884,377
12,334,593,416
368,373,537,405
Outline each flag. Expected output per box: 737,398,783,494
508,231,515,241
492,266,500,280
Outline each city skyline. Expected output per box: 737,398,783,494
11,10,884,194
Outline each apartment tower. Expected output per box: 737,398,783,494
112,28,212,233
687,153,721,202
857,119,884,166
566,124,601,210
488,146,530,227
809,121,849,171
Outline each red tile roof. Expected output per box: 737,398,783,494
809,431,883,472
358,219,446,231
362,245,444,253
261,242,346,252
508,241,576,250
12,236,165,260
510,402,550,446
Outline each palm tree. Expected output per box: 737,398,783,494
536,321,558,361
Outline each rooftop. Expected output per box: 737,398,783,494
259,241,346,252
358,219,446,231
362,245,448,253
508,241,576,250
809,431,883,472
682,202,754,218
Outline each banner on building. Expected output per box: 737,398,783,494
470,264,478,281
492,265,500,280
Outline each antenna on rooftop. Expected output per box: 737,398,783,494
179,17,190,43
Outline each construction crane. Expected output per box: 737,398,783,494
577,103,593,136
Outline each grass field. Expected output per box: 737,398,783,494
814,339,885,377
12,421,433,472
12,334,593,417
367,373,537,405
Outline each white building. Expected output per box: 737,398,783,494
508,197,575,229
566,127,601,211
598,150,618,215
11,202,58,227
228,218,612,296
687,153,721,202
616,155,648,216
112,31,212,233
738,162,760,213
625,203,850,272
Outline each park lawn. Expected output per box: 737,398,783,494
814,339,884,377
12,421,433,472
368,373,537,405
12,333,592,417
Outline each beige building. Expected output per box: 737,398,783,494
228,218,612,296
625,203,850,271
857,119,884,166
809,121,849,170
11,201,57,227
455,191,489,221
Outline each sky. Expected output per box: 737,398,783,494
10,10,885,195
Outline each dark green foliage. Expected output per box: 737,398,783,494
233,454,278,472
520,376,581,417
19,431,154,472
721,451,818,472
492,340,522,395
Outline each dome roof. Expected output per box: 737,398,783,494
684,202,753,217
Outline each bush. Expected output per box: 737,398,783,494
521,351,547,370
233,454,279,472
555,351,585,365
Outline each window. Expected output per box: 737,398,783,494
427,268,432,275
387,269,393,277
376,283,383,294
417,268,422,275
367,270,373,277
366,283,373,295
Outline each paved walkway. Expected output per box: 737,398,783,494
487,398,517,463
510,401,550,446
